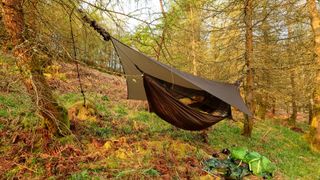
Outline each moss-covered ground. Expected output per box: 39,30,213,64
1,54,319,179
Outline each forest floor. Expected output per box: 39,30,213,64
0,54,320,179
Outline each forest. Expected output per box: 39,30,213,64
0,0,320,179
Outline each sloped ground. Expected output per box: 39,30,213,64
0,55,320,179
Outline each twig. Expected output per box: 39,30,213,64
261,128,272,141
13,162,38,173
69,8,86,106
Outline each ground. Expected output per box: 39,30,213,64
0,54,319,179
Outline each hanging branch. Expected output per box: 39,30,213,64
69,8,86,106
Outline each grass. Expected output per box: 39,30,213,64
1,90,319,179
208,120,320,179
0,92,39,130
1,54,319,179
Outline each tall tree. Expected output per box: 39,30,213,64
307,0,320,151
1,0,69,135
243,0,254,137
187,1,202,75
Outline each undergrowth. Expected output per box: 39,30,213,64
1,55,319,179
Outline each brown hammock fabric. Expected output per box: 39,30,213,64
143,74,231,130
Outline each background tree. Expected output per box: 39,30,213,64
307,0,320,152
243,0,254,137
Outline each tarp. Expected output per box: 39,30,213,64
111,37,251,116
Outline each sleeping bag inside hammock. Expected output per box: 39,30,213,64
110,37,251,131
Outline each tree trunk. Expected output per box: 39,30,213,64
257,0,269,121
243,0,255,137
309,98,314,125
1,0,69,136
155,0,167,60
270,99,276,117
289,70,297,125
285,6,298,126
188,2,201,76
307,0,320,152
309,92,314,125
190,5,197,76
256,94,267,120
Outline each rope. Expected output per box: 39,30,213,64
69,8,86,106
78,9,111,41
234,74,245,88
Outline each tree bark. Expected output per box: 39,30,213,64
256,0,270,121
187,2,201,76
155,0,167,60
243,0,255,137
256,94,267,120
190,5,198,76
307,0,320,152
270,99,276,117
285,6,298,126
309,97,314,125
289,70,297,125
1,0,69,136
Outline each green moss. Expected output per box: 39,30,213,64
101,95,109,102
131,111,151,122
143,168,160,176
0,109,9,118
95,127,112,138
5,167,20,179
0,92,40,130
58,135,75,145
69,170,99,180
58,93,84,108
114,105,128,118
121,124,133,134
115,169,136,178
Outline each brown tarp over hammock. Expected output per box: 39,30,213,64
110,37,251,130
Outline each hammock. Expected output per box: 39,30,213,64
143,74,231,130
109,37,251,131
79,11,251,131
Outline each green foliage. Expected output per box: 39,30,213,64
121,124,133,134
101,95,109,102
20,113,39,129
95,127,112,138
203,158,250,179
0,109,9,118
131,111,151,122
58,93,84,108
5,167,20,179
115,170,136,178
114,105,128,118
0,93,39,129
69,170,99,180
143,168,160,176
58,135,75,145
87,122,112,138
95,103,111,118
